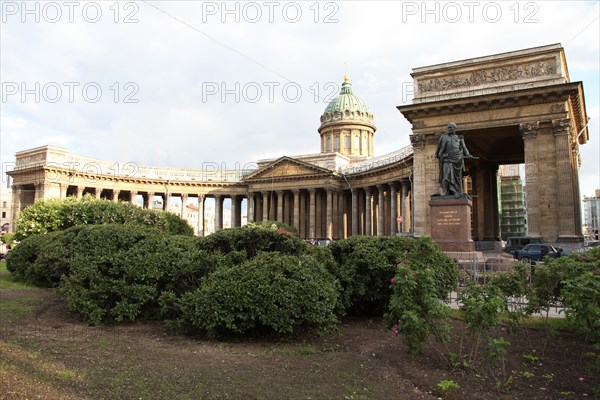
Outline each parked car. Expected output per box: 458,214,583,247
515,243,567,263
503,236,544,257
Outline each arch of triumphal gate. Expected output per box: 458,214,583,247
399,44,589,250
7,44,589,249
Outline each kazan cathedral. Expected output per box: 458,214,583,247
7,44,590,250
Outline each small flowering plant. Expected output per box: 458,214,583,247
385,257,455,355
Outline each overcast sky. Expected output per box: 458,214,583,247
1,0,599,198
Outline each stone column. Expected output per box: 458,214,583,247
129,191,137,205
377,185,385,236
94,187,102,199
76,186,84,199
553,118,581,241
520,122,540,236
309,188,316,239
400,181,408,232
326,189,333,240
113,189,120,202
247,192,255,223
145,192,154,209
292,189,300,229
390,184,398,236
262,191,269,222
231,195,238,228
409,133,437,236
181,194,188,218
276,191,284,223
339,191,348,239
332,191,339,239
214,195,223,231
163,193,171,211
351,190,359,236
197,194,205,236
11,185,22,230
364,187,372,236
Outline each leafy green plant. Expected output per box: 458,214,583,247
178,251,341,335
436,379,460,396
521,371,535,379
385,257,456,356
458,281,505,364
14,195,192,240
521,353,538,364
331,236,457,316
485,337,511,387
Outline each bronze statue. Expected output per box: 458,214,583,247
436,123,477,198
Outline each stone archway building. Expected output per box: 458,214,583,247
7,44,589,249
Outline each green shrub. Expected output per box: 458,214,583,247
385,257,454,354
329,236,457,316
199,224,308,259
6,226,86,286
162,212,195,236
178,252,341,335
537,248,600,343
15,195,192,240
56,225,212,325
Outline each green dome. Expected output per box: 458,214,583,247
319,76,375,130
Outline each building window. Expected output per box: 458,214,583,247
344,135,351,149
334,136,340,150
1,212,5,218
2,202,6,208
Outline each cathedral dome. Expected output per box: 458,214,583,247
319,75,375,131
318,75,376,158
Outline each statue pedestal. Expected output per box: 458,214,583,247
429,196,474,253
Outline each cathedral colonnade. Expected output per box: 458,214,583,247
9,166,414,240
245,180,412,240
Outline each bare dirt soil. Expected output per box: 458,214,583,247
0,286,597,400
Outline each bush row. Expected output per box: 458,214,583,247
7,223,458,335
14,195,194,240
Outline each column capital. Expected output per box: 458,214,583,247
292,189,300,194
308,188,317,194
364,186,372,194
519,121,540,139
552,118,571,136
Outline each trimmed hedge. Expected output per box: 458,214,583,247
178,251,341,335
15,195,193,240
198,224,308,259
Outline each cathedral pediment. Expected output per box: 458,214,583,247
243,157,333,181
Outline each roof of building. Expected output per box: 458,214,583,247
319,75,375,131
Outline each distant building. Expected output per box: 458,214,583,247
583,189,600,240
498,165,526,240
1,186,12,234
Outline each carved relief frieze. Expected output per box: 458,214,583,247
417,60,557,94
